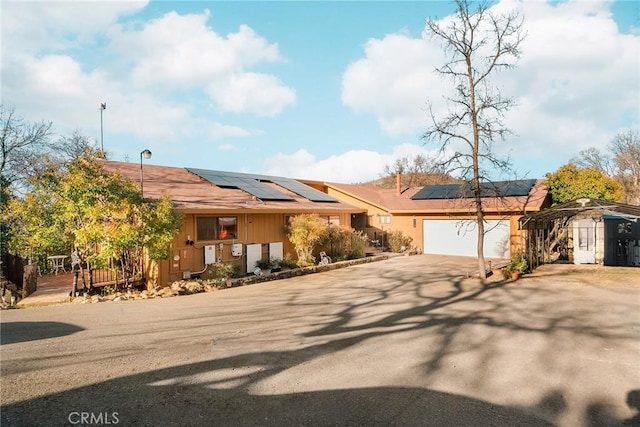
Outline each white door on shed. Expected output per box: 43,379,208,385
423,219,510,258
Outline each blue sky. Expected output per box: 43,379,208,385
2,0,639,183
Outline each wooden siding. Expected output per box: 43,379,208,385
153,211,354,286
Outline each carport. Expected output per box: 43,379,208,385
519,198,640,269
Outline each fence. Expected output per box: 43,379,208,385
0,252,38,298
70,258,145,296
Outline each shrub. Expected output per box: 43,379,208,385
278,254,298,269
286,214,329,266
388,230,413,253
254,258,274,270
319,226,368,261
211,262,241,279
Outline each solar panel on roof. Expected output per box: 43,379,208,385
411,179,536,200
187,168,338,202
272,178,338,202
187,168,295,201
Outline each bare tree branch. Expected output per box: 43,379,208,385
422,0,526,279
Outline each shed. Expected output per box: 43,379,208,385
519,199,640,268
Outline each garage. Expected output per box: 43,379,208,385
423,219,510,258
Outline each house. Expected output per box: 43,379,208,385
303,176,550,259
519,198,640,268
100,161,363,287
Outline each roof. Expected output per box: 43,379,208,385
520,199,640,228
99,161,361,213
313,179,549,214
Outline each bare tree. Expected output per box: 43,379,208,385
380,154,455,189
0,106,54,193
610,129,640,204
571,129,640,204
53,130,102,162
422,0,525,278
571,147,614,176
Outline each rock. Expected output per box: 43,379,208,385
90,295,102,303
184,281,204,294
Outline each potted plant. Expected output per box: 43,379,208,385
254,258,274,275
503,253,528,280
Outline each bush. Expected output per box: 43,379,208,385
286,214,329,267
320,225,367,260
254,258,274,270
210,262,241,279
388,230,413,253
278,254,298,269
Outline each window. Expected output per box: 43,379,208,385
196,216,237,241
379,215,391,224
577,227,592,250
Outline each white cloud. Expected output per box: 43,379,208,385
1,4,294,148
209,123,253,140
113,11,295,115
1,1,148,53
207,73,296,116
342,33,445,135
264,143,440,183
341,0,639,168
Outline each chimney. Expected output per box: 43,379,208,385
396,173,401,196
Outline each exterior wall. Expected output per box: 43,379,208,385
154,210,353,286
569,215,606,265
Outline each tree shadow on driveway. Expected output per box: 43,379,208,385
1,256,638,426
0,321,83,345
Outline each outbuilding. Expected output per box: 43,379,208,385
519,198,640,268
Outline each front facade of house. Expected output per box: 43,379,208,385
101,162,363,287
304,177,550,260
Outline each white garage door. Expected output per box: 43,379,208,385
423,219,510,258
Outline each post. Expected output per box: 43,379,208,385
99,102,106,153
71,269,79,299
139,149,152,198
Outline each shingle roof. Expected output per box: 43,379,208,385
100,161,361,213
319,179,549,214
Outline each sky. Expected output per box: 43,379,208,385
1,0,639,184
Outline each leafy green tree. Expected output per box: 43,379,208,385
2,156,182,281
545,164,623,204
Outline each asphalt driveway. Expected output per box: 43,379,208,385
1,255,639,426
